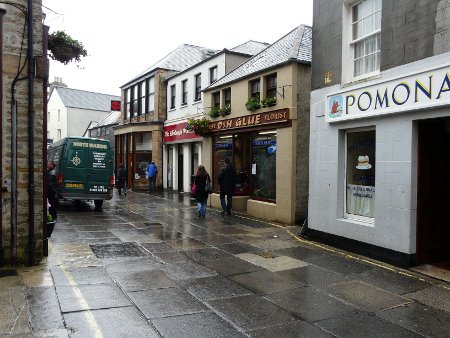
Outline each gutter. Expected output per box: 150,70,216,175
0,4,6,266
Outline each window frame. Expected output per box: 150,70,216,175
343,127,376,224
194,73,202,102
209,66,218,84
212,91,220,108
223,88,231,106
181,79,188,106
342,0,382,83
170,84,176,109
265,74,277,99
250,79,261,98
147,77,155,113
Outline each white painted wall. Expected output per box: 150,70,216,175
47,90,67,141
67,108,110,137
309,52,450,254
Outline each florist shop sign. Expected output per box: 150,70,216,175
209,109,289,132
326,64,450,122
163,122,199,143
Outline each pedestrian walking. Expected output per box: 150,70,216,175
47,161,58,220
194,165,211,219
218,158,237,216
116,163,127,196
146,161,158,192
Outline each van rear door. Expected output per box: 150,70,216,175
64,142,88,195
86,140,112,196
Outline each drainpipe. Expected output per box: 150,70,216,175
27,0,35,265
42,25,48,254
0,4,6,266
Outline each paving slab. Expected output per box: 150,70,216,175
247,320,333,338
184,248,234,262
348,267,432,295
279,264,349,289
162,261,217,280
317,310,421,338
47,243,102,268
229,270,303,295
0,279,31,336
50,266,114,286
212,226,254,236
265,287,356,322
238,237,299,251
202,257,264,276
111,269,178,292
181,275,253,301
166,238,208,250
303,252,373,275
129,287,208,319
326,280,413,312
152,311,245,338
195,233,239,245
378,302,450,337
19,267,54,287
214,242,262,255
56,284,132,313
26,286,66,333
104,256,162,273
207,294,297,332
110,229,160,243
404,285,450,312
236,253,308,272
64,306,159,338
275,245,325,260
152,251,191,264
140,242,175,253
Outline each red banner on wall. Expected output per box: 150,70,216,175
163,122,200,143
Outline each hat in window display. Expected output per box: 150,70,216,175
356,155,372,170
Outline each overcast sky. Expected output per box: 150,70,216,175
42,0,313,96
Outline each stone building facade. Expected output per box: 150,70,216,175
309,0,450,266
1,0,46,265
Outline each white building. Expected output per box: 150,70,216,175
163,41,269,192
47,85,120,143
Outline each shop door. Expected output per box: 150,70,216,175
417,118,450,265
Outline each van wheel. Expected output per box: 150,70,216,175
94,200,103,210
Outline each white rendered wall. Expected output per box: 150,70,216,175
309,52,450,255
47,91,67,141
67,108,110,137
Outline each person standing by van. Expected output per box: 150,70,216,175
194,165,211,219
218,158,237,216
116,163,127,196
47,161,58,220
146,161,158,192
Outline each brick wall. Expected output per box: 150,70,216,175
2,0,45,264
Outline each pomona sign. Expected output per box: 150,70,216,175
326,65,450,122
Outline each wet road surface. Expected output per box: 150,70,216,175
1,190,449,337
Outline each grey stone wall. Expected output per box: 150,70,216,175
312,0,450,90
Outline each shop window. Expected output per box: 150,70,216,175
345,129,376,220
170,84,176,109
209,66,218,84
181,79,188,105
250,79,260,98
251,131,276,200
147,77,155,113
265,74,277,99
194,73,202,101
135,132,152,181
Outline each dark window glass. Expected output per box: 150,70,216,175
266,74,277,98
224,88,231,105
194,74,201,101
125,88,131,119
148,77,155,112
251,131,276,200
170,84,176,109
140,81,146,115
250,79,260,98
181,80,187,105
209,66,218,84
132,85,138,117
212,91,220,108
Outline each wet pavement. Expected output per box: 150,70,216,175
1,190,450,337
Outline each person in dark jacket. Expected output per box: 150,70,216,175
47,161,58,220
194,165,211,219
117,163,127,196
218,158,237,216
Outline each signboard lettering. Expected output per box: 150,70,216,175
209,109,289,132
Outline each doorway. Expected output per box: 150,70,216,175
416,117,450,266
178,145,184,192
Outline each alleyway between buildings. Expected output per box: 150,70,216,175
1,191,449,337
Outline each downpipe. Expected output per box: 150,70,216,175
11,101,17,263
0,4,6,266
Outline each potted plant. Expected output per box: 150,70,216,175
261,96,277,107
48,30,88,65
220,103,232,116
45,213,56,238
245,96,261,111
186,117,211,136
209,106,220,118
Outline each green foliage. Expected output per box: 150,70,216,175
220,103,232,116
209,106,220,118
186,117,211,136
47,214,53,222
48,30,88,64
261,96,277,107
245,96,261,111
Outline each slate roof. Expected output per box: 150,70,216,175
124,44,218,87
229,40,270,55
207,25,312,90
91,111,121,128
53,86,120,112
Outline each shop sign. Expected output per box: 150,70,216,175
326,64,450,122
164,122,198,142
209,109,289,132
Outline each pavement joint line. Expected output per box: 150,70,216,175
59,262,104,338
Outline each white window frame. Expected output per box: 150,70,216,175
342,0,381,84
343,127,375,224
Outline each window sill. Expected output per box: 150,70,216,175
193,99,202,104
180,103,188,108
338,216,374,227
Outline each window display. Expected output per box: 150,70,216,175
346,130,375,218
251,131,276,200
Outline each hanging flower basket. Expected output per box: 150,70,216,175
48,31,88,65
186,117,211,136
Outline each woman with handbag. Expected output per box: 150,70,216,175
193,165,211,219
